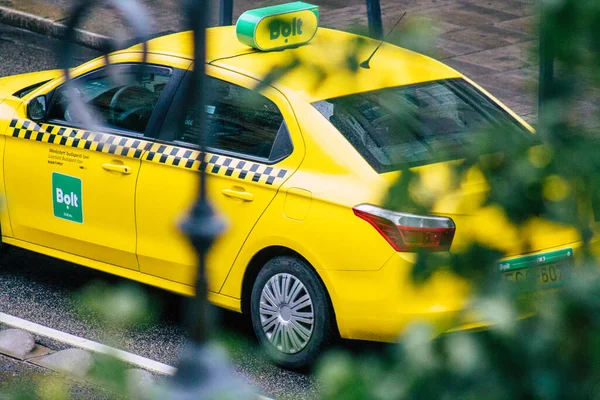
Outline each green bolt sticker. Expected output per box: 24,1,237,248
52,172,83,224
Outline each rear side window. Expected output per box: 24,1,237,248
313,78,531,172
177,76,290,161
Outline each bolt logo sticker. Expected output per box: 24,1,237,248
52,172,83,223
269,17,304,43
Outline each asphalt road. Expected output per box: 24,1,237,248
0,247,321,399
0,24,319,399
0,24,99,77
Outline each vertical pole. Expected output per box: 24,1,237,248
219,0,234,26
366,0,383,39
163,0,248,398
184,0,212,345
538,0,554,114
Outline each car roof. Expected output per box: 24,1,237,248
131,26,461,102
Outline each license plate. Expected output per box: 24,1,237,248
499,248,573,289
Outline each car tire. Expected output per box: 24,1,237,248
250,256,334,369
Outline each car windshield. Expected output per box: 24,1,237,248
313,78,532,172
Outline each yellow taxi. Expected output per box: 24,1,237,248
0,2,581,368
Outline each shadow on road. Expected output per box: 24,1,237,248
0,245,394,398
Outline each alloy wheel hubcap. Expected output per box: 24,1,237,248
259,273,314,354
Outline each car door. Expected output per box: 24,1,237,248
135,66,303,292
4,63,182,270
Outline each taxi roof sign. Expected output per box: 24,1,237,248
236,2,319,51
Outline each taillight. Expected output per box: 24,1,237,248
353,204,455,252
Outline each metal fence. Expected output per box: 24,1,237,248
59,0,249,397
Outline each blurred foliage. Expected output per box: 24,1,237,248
0,282,158,398
75,281,158,331
318,268,600,399
316,0,600,399
4,375,71,400
3,0,600,399
1,370,127,399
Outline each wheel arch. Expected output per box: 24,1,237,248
240,246,338,337
241,246,306,314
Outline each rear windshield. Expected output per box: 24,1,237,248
313,78,531,172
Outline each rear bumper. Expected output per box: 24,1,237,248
320,242,584,342
319,252,471,342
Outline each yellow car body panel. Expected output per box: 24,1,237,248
5,117,143,270
0,70,62,99
2,53,193,272
135,64,305,292
0,26,581,343
212,28,461,102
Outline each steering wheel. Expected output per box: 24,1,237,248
115,105,154,124
109,85,155,127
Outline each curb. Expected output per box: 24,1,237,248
0,313,274,399
0,327,156,398
0,312,175,375
0,6,109,50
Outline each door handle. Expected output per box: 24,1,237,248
102,163,132,175
221,188,254,202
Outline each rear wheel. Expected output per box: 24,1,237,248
250,256,334,369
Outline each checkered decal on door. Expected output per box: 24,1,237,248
9,119,150,158
9,119,289,185
143,142,288,185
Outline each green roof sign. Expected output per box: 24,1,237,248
236,2,319,51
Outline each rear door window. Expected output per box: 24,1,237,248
173,76,293,162
313,78,531,172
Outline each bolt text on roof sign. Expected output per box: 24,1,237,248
236,2,319,51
